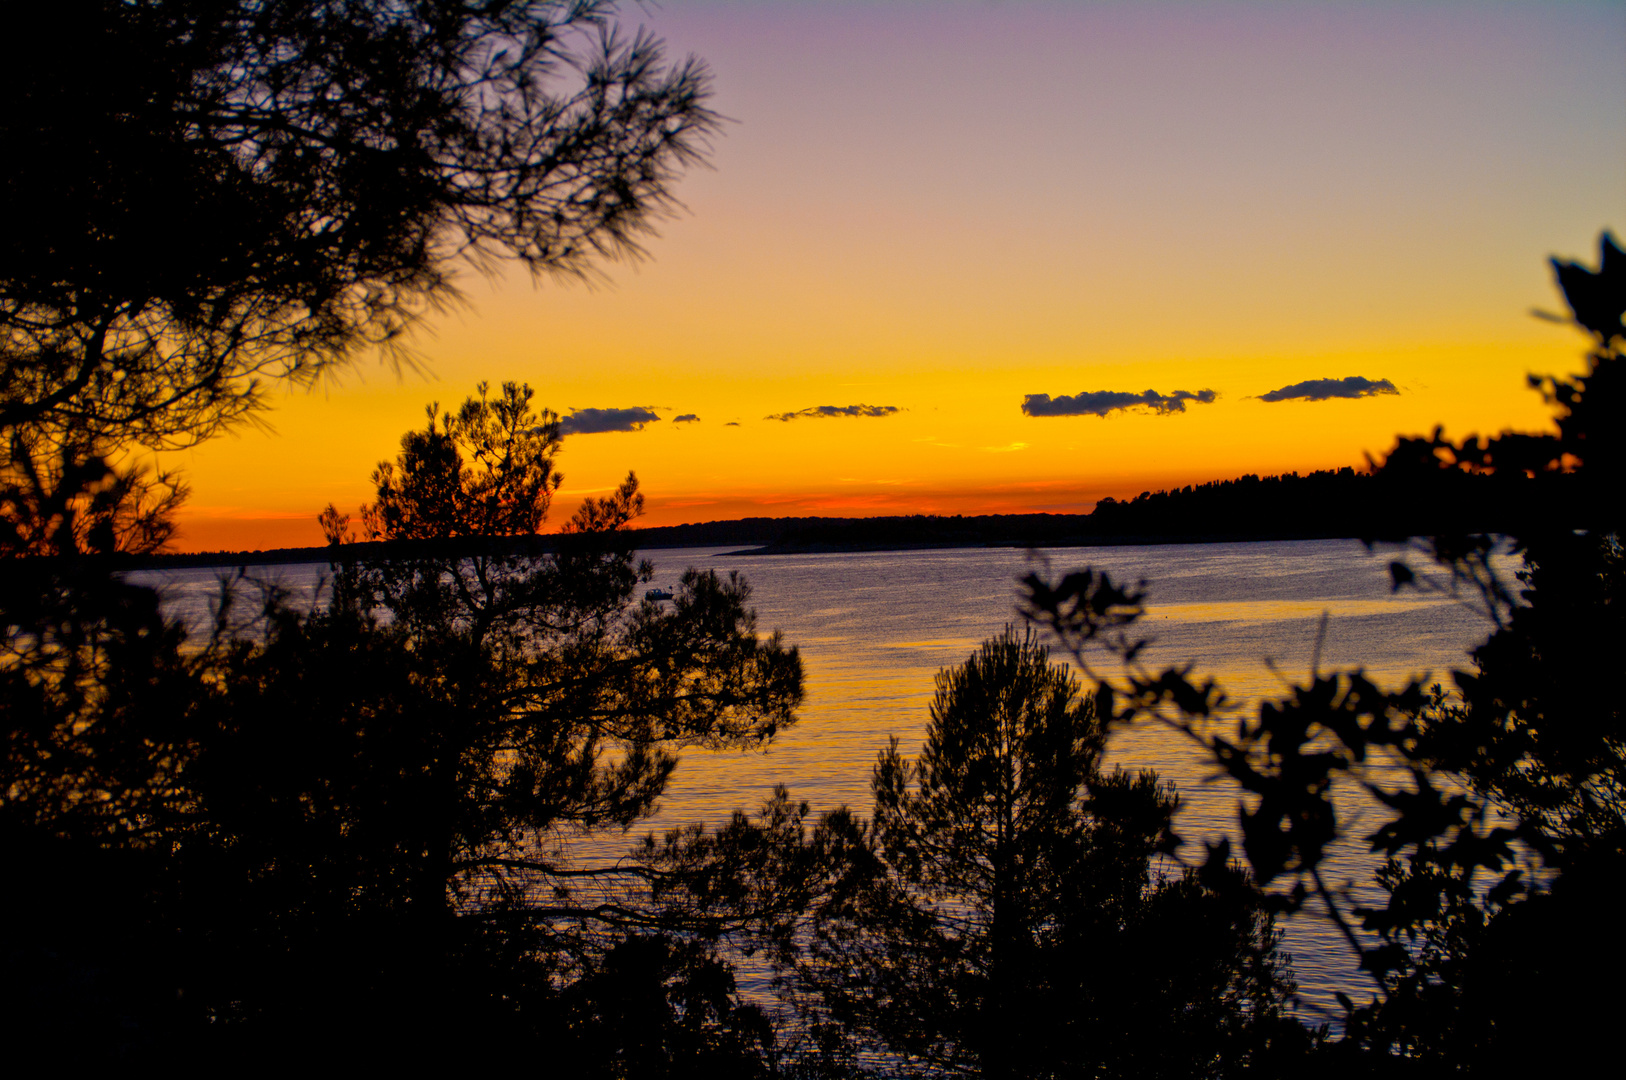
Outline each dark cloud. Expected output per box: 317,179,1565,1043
1021,388,1217,418
1258,376,1399,403
673,413,700,424
765,404,902,422
724,421,741,427
558,406,661,435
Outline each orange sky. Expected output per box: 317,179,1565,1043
158,1,1626,552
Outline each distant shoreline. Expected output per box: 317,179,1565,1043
125,526,1384,571
708,529,1390,559
125,465,1537,569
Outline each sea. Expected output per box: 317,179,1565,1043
131,537,1510,1026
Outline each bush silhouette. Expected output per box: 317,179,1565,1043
652,629,1300,1078
1024,231,1626,1071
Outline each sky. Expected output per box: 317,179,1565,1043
163,0,1626,552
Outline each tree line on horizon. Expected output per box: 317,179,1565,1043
122,463,1531,568
4,3,1621,1074
616,465,1519,554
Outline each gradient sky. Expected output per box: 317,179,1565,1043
162,0,1626,552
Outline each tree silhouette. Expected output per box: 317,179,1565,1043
1023,231,1625,1070
1,5,735,1059
359,381,565,542
157,382,803,1056
541,934,778,1079
2,0,726,851
2,0,719,556
653,630,1298,1078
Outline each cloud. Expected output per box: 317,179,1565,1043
673,413,701,424
1257,376,1400,402
558,406,661,435
765,404,902,422
724,421,741,427
1021,388,1217,418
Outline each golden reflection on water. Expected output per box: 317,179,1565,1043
633,540,1504,1019
1150,596,1445,623
881,639,983,650
133,538,1508,1021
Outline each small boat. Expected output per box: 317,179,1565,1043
644,587,675,602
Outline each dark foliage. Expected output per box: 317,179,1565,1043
3,385,801,1064
1023,231,1626,1072
122,383,796,1056
3,2,738,1061
541,934,779,1079
354,380,565,542
646,630,1301,1078
0,564,203,841
1,0,719,558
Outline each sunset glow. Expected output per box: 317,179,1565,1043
161,0,1626,552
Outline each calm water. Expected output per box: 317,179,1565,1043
132,538,1503,1022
